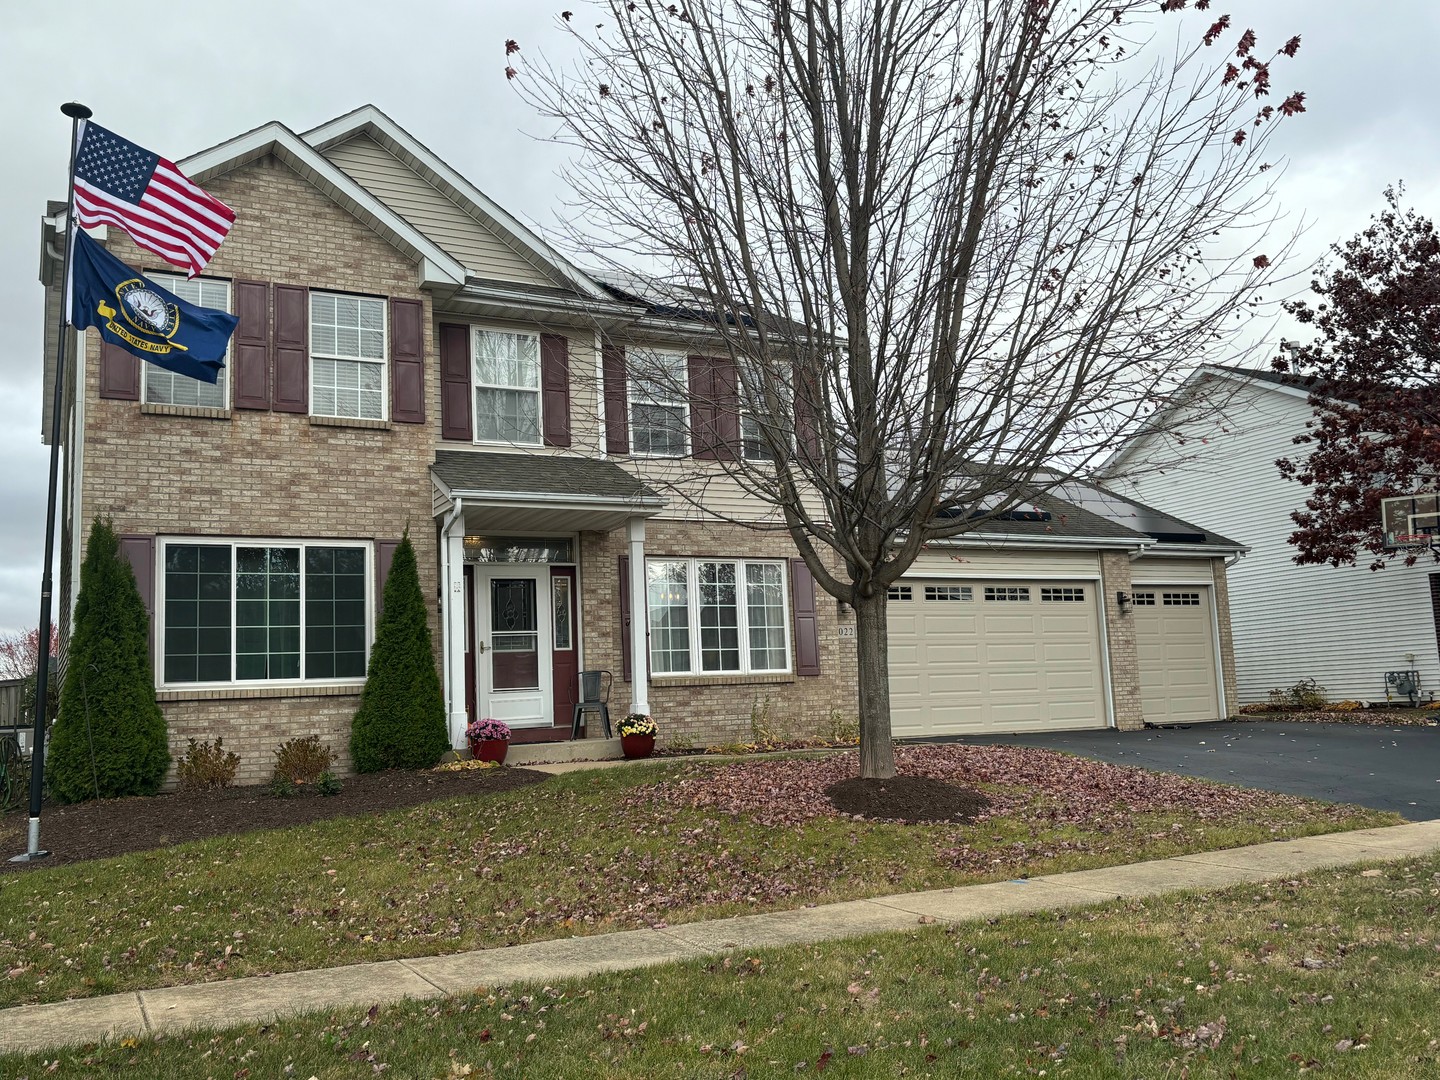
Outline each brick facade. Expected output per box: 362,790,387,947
77,156,440,783
1211,558,1241,717
1099,552,1145,731
578,522,859,749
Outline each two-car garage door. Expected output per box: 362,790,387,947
887,580,1107,737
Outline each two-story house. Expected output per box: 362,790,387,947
40,106,1247,782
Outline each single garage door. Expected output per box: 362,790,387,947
1133,588,1221,724
887,580,1108,737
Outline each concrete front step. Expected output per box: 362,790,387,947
503,738,625,766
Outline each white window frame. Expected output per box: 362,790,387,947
155,537,373,690
309,291,388,421
646,557,792,676
141,274,230,409
471,325,543,446
628,347,690,457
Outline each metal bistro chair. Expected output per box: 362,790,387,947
571,670,614,739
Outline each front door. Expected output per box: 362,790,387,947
477,566,553,730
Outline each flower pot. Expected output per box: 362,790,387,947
620,733,655,760
469,738,509,764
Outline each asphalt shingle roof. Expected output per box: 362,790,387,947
432,450,662,503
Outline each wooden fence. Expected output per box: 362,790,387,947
0,678,23,732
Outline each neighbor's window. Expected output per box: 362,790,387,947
160,540,369,686
143,274,229,408
310,292,386,419
472,327,541,444
629,348,689,456
645,558,789,675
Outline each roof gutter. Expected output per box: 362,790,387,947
1134,542,1251,559
927,534,1146,552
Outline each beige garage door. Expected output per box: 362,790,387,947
1134,588,1221,724
887,580,1108,737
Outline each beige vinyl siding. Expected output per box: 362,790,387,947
907,548,1104,579
324,135,556,287
1131,558,1216,584
622,459,823,526
1113,379,1440,704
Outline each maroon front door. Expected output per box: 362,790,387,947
550,566,579,732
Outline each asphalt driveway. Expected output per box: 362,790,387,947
932,720,1440,820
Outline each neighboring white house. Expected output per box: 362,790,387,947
1104,365,1440,706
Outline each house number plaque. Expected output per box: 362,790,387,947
836,625,856,638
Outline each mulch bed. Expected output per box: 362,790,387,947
826,775,990,823
1,767,549,873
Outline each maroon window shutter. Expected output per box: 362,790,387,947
439,323,473,441
118,535,156,661
376,540,400,616
98,342,140,401
603,341,629,455
711,355,740,460
390,298,425,424
793,362,820,461
688,354,717,459
790,557,821,676
272,284,308,413
618,554,632,682
232,280,270,410
540,333,572,447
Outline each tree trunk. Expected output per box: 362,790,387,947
853,589,896,779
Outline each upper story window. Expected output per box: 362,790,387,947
158,538,370,687
311,292,386,420
472,328,541,445
143,274,229,409
629,348,689,457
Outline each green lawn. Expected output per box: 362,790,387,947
0,753,1398,1008
7,852,1438,1078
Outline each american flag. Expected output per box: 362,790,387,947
72,121,235,277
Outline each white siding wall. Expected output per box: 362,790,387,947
1113,379,1440,704
324,135,557,286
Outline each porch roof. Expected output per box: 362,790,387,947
431,450,665,534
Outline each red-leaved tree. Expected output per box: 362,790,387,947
1275,186,1440,569
0,627,57,682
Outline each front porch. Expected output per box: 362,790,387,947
431,450,664,752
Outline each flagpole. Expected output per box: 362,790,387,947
12,101,92,863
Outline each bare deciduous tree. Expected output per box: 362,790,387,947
511,0,1301,778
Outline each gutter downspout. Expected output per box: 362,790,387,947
1127,539,1158,561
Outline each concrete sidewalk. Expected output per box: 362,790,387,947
4,818,1439,1055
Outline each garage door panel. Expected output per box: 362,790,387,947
1135,589,1220,725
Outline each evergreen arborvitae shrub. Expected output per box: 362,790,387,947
47,518,170,802
350,532,449,771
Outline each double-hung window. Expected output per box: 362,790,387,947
646,558,789,675
629,348,689,456
472,328,542,444
160,539,369,686
311,292,386,420
143,275,229,408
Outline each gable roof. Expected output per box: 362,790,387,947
302,105,610,302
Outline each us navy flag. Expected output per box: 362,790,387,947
68,230,236,384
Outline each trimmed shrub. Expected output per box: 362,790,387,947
47,519,170,803
177,738,240,791
269,735,340,796
349,532,448,771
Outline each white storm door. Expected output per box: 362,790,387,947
477,566,553,728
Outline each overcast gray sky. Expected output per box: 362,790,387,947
2,0,1438,636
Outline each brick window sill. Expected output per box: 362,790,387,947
140,403,231,420
157,683,365,703
310,415,392,431
649,673,796,689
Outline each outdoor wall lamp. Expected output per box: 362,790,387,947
1116,591,1133,614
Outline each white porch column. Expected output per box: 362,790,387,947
627,516,650,716
442,504,469,749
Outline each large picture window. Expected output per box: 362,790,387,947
311,292,386,420
160,539,369,686
472,328,541,444
645,558,790,675
629,348,689,456
143,275,229,408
